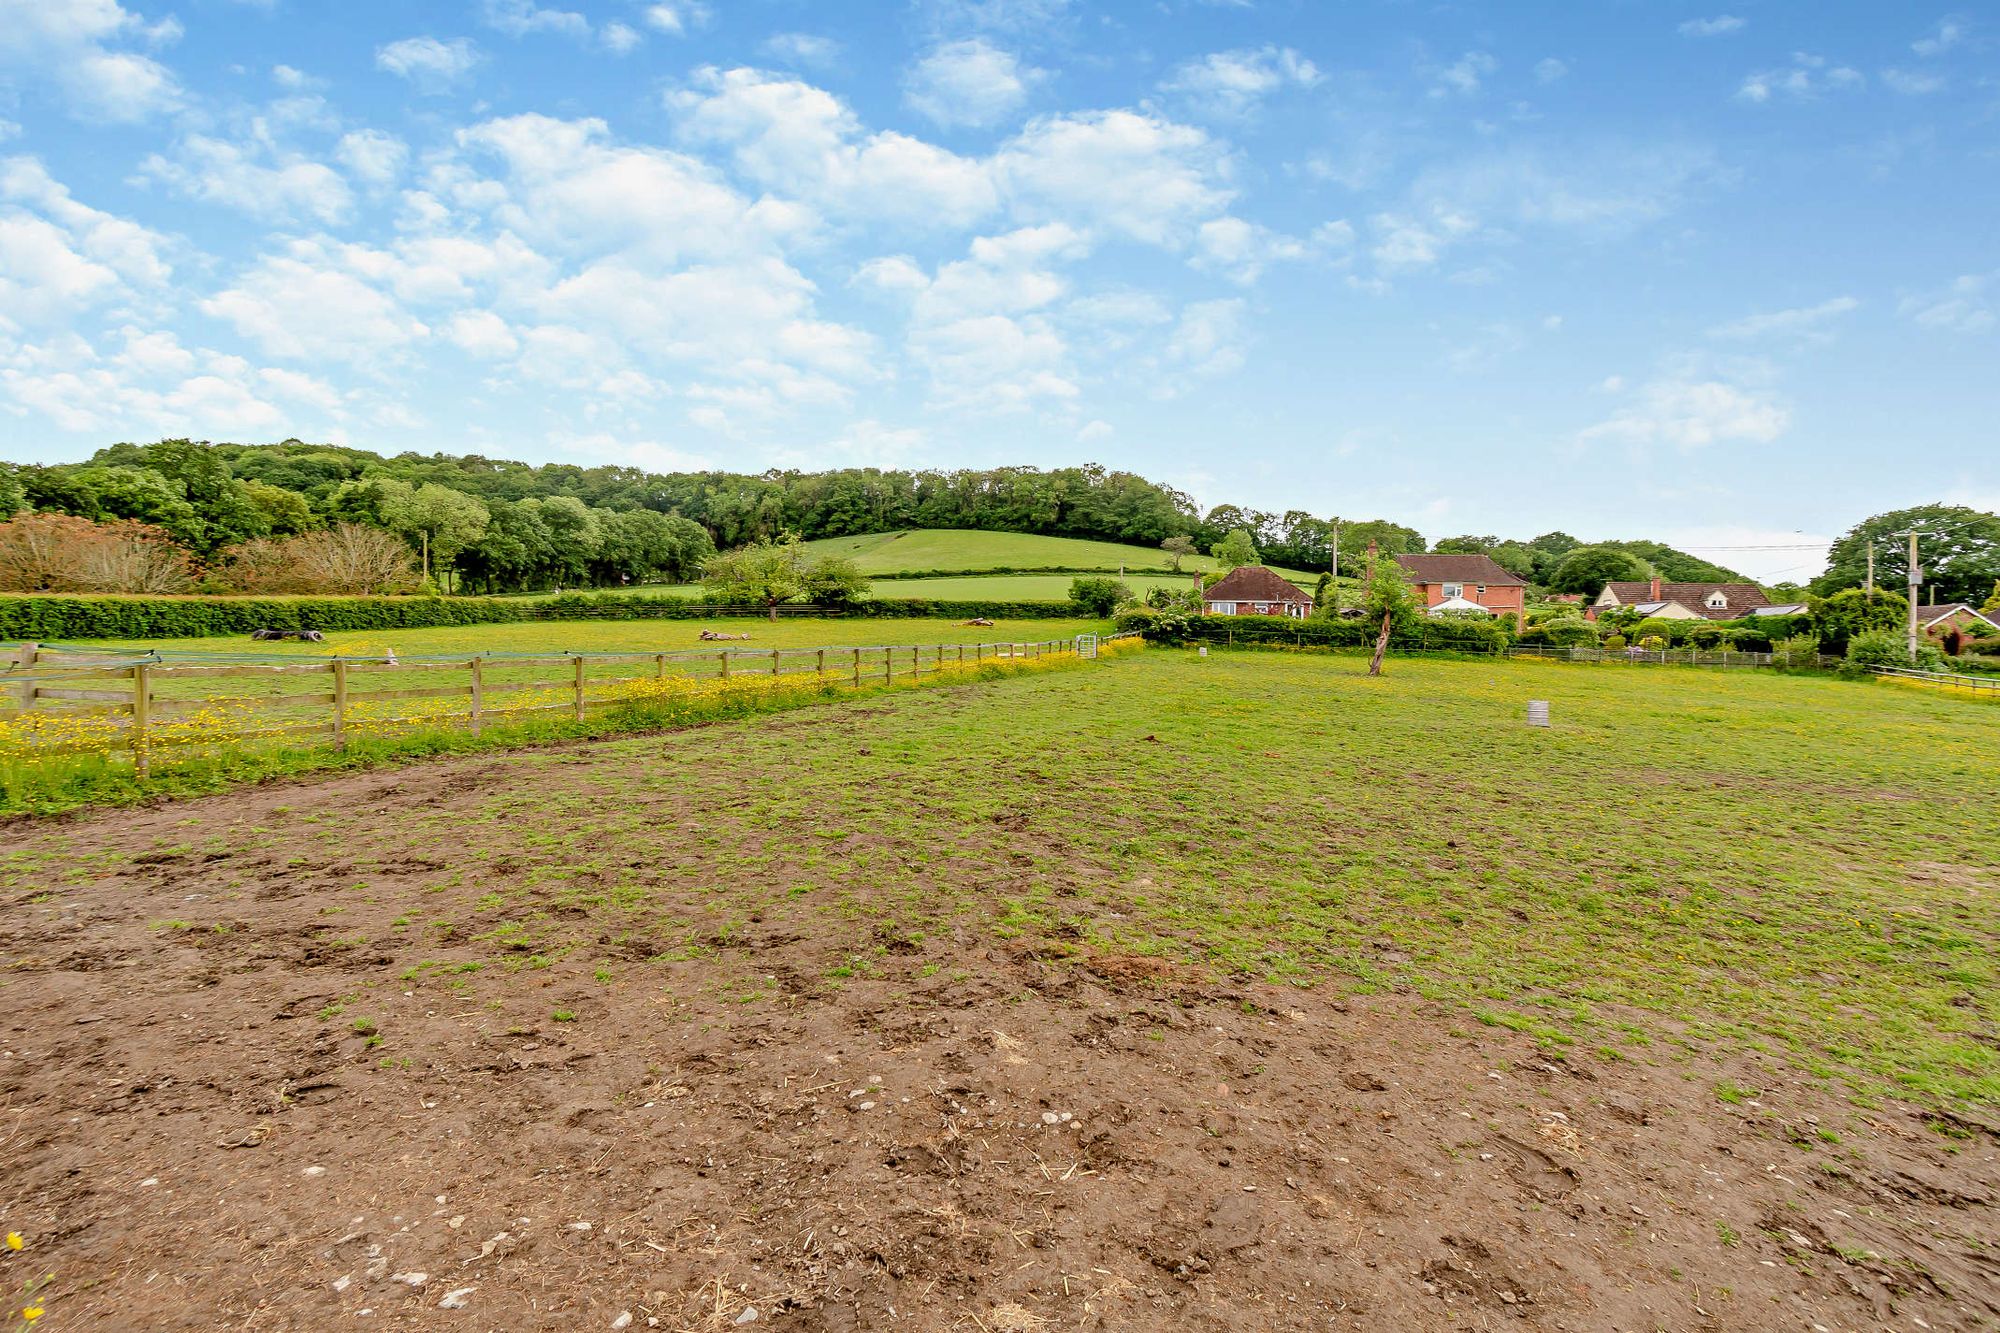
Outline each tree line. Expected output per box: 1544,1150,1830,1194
2,438,1993,607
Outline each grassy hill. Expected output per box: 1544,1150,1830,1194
800,529,1318,583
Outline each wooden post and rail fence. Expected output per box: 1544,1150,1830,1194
0,635,1107,774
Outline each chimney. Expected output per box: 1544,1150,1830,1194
1649,575,1661,601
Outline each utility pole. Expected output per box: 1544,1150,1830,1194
1864,543,1874,598
1906,529,1921,663
1330,519,1341,613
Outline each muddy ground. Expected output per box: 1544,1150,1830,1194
2,710,1996,1331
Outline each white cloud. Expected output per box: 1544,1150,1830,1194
1368,209,1477,272
1162,46,1320,119
1707,296,1858,341
376,36,482,93
761,33,840,68
201,241,432,365
998,109,1233,246
1533,57,1568,84
481,0,587,41
601,22,641,55
644,3,711,35
1579,376,1790,451
0,0,184,122
445,309,520,358
905,39,1040,129
1898,271,1996,334
1738,53,1863,103
1912,19,1964,57
0,156,173,329
1076,419,1111,442
1162,298,1247,379
1679,16,1745,37
1431,52,1496,98
336,130,409,189
272,64,319,90
1193,216,1314,284
1881,68,1947,95
672,68,1000,229
136,134,354,225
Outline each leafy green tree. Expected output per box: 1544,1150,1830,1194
702,535,870,619
239,479,315,536
1362,550,1422,676
1983,580,2000,615
527,496,603,588
1547,546,1652,597
1160,534,1196,572
381,481,490,589
1809,587,1907,651
0,466,24,516
1068,577,1131,616
1210,527,1259,570
1812,503,2000,604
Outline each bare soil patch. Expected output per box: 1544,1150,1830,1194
2,687,1996,1331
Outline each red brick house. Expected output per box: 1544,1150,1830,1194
1918,602,2000,637
1393,554,1527,625
1202,566,1314,618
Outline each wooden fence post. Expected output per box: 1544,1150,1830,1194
132,663,150,779
469,656,484,736
332,659,348,751
958,645,965,666
883,646,893,685
720,651,731,680
772,648,782,676
655,653,667,681
852,647,861,688
15,642,37,712
816,648,825,678
573,655,586,721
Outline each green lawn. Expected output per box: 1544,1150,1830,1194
62,615,1110,659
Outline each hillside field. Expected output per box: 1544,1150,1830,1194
3,651,1996,1329
801,528,1320,582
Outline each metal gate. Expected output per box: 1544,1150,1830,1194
1075,633,1099,659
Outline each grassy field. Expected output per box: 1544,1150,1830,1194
800,527,1321,583
60,615,1111,659
6,647,1997,1327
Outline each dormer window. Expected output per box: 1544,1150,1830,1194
1706,592,1728,610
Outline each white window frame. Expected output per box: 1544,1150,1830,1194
1442,582,1463,599
1706,592,1728,610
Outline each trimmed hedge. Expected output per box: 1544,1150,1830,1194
0,593,1089,641
1145,612,1510,655
870,565,1183,580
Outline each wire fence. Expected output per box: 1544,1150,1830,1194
1502,644,1841,669
0,634,1132,776
1871,664,2000,698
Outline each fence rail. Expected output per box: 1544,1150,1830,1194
1,634,1124,775
1504,644,1841,669
1871,664,2000,696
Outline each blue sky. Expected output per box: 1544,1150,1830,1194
1,1,1994,581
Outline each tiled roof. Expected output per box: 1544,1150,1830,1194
1392,553,1528,587
1203,565,1313,603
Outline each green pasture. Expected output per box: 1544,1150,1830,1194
799,528,1320,583
60,615,1111,660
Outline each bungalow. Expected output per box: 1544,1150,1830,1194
1393,554,1528,624
1202,565,1314,618
1918,602,2000,636
1593,577,1772,622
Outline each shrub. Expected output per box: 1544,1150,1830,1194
0,512,196,594
1638,635,1667,651
1068,577,1132,616
1845,629,1907,672
1602,633,1627,650
1629,616,1679,645
1540,616,1601,648
1771,633,1822,671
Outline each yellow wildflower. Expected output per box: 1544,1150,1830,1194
4,1232,20,1250
22,1305,43,1322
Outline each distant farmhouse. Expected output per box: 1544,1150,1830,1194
1590,577,1791,621
1394,554,1528,622
1202,566,1314,618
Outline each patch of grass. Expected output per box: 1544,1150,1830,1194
551,1009,577,1023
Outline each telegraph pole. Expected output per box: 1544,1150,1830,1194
1330,519,1341,613
1864,543,1874,598
1905,529,1921,663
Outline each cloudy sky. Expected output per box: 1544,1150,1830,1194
1,0,1994,580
